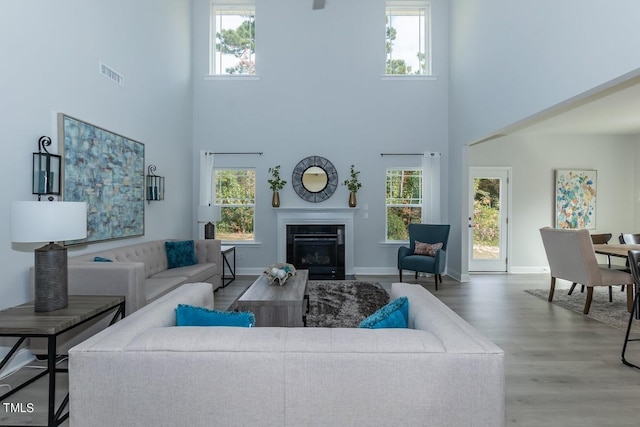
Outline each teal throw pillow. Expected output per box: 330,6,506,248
176,304,255,327
93,256,113,262
359,297,409,329
165,240,198,269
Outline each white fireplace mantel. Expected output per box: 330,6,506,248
275,207,358,275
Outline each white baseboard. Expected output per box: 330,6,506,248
238,267,402,276
0,347,35,380
509,266,549,274
237,266,548,279
236,267,266,276
238,267,462,280
353,267,399,276
443,267,468,282
354,267,464,283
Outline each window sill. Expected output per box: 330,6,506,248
380,240,409,246
204,75,261,81
220,240,261,246
381,75,438,81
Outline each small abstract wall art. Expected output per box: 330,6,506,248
59,113,145,244
555,169,597,229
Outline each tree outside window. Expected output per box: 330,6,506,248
385,2,430,75
473,178,500,251
386,168,423,240
214,169,255,241
211,6,255,75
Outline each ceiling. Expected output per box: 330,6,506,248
473,71,640,143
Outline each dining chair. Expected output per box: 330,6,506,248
591,233,616,268
572,233,627,301
539,227,634,314
619,233,640,244
621,250,640,370
616,233,640,291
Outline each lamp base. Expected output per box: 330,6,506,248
204,222,215,239
34,243,68,312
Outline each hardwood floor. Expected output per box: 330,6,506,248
2,273,639,426
430,274,640,427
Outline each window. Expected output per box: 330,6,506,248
210,3,256,75
386,168,423,240
385,1,431,75
214,169,255,241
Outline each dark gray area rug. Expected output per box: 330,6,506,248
525,287,639,333
305,281,390,328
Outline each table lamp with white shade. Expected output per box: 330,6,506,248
197,205,221,239
11,201,87,312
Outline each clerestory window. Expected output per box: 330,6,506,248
210,3,256,75
385,1,431,76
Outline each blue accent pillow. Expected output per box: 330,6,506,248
93,256,113,262
359,297,409,329
165,240,198,269
176,304,255,327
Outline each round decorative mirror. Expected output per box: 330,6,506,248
292,156,338,202
302,166,328,192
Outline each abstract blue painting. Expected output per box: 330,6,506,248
59,113,145,244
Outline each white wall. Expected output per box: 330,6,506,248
0,0,192,310
4,0,640,309
635,139,640,231
470,134,640,271
191,0,450,274
449,0,640,279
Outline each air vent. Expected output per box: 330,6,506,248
99,61,125,87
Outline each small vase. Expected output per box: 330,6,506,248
272,191,280,208
348,192,357,208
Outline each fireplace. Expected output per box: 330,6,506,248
276,207,356,279
287,225,345,279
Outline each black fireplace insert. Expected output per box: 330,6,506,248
286,224,345,280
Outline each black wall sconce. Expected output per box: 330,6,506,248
32,136,61,200
146,165,165,202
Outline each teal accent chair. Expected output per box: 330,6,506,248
397,224,450,290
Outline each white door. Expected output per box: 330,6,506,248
468,168,510,272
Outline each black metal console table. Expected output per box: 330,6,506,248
221,245,236,287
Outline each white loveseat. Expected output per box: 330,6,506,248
68,282,505,426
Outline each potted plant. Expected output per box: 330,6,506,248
342,164,362,207
268,165,286,207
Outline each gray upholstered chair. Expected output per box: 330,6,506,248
576,233,627,301
397,224,450,290
539,227,634,314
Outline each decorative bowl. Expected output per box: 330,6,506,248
264,263,296,285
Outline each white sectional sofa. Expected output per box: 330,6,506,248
68,281,505,426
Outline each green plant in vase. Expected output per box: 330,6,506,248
268,165,286,207
342,164,362,207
